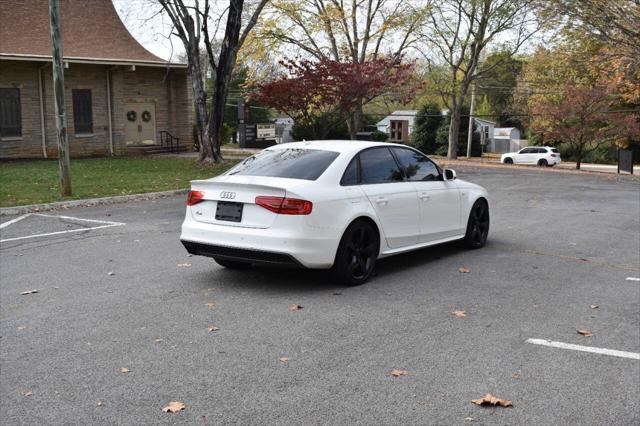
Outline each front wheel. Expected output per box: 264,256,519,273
503,157,514,164
332,220,379,286
462,200,490,249
214,258,252,270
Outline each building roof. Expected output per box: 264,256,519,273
376,110,418,127
0,0,184,67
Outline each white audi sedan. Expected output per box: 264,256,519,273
180,141,489,285
501,146,561,167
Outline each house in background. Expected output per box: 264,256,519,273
376,110,496,152
492,127,527,153
376,110,417,143
474,118,495,152
0,0,192,159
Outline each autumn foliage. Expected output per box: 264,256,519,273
252,57,420,139
531,85,640,169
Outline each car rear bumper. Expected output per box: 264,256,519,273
180,213,338,269
181,240,303,267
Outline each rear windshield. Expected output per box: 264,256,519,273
226,148,339,180
550,148,559,153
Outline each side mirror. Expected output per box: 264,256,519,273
444,169,457,181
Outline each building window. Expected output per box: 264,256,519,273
72,89,93,134
0,88,22,138
389,120,401,141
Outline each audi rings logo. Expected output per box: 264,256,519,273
220,191,236,199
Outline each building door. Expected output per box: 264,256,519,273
124,103,156,144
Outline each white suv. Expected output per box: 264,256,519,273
501,146,561,167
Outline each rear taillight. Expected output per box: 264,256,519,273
255,196,312,215
187,190,204,206
551,154,557,157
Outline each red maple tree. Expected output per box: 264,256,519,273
531,84,640,169
252,57,420,139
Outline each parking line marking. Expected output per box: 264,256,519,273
0,214,125,243
0,213,32,230
627,277,640,282
526,338,640,360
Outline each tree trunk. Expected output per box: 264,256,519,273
347,99,363,140
205,0,245,163
448,102,462,160
187,49,211,162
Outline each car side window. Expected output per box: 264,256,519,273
535,148,546,153
391,147,441,182
359,147,404,184
520,148,533,154
340,156,360,186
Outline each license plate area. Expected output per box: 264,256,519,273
215,201,243,223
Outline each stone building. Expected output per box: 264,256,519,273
0,0,192,159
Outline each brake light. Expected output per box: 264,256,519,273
551,154,558,157
187,190,204,206
255,196,313,215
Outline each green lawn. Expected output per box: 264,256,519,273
0,156,237,207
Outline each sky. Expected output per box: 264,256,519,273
113,0,185,61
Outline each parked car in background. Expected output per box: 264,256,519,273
501,146,561,167
181,141,490,286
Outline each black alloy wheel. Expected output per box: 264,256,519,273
504,158,514,164
538,159,548,167
463,200,490,249
333,220,379,286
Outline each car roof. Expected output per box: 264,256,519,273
266,140,398,155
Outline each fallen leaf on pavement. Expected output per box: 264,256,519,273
590,304,599,309
24,391,33,397
17,326,27,330
278,357,289,364
96,401,104,407
464,417,475,422
459,267,470,273
451,310,467,318
333,292,342,296
511,372,521,380
120,367,130,373
208,326,220,332
471,393,513,407
288,304,303,311
154,338,163,343
390,369,409,377
577,329,593,337
107,271,115,276
20,290,38,295
162,401,186,413
205,303,215,308
177,263,192,267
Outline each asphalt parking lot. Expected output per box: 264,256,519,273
1,166,639,425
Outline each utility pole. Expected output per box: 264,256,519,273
466,82,476,158
49,0,72,196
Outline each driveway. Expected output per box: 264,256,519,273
1,167,638,425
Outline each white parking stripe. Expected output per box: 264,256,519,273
526,338,640,360
0,213,32,229
0,214,125,243
626,277,640,282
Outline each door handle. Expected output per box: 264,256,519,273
419,192,430,201
375,196,388,205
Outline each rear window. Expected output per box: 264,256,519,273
226,148,339,180
550,148,559,153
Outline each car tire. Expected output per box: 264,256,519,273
332,220,379,286
504,158,513,164
538,159,548,167
462,199,490,249
214,258,252,270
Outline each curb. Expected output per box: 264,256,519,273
0,188,188,216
